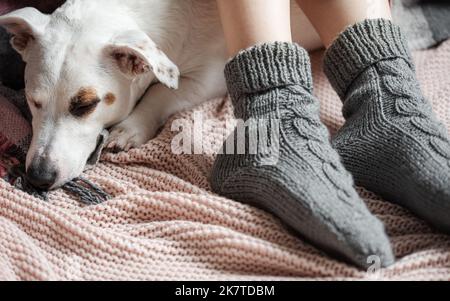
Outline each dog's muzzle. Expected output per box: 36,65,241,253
26,160,59,190
25,130,109,190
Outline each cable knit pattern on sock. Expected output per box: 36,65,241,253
325,19,450,232
211,42,394,269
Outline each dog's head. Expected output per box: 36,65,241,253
0,7,179,190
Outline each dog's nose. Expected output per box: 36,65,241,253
26,163,58,190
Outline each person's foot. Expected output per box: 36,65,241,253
211,42,394,268
324,19,450,232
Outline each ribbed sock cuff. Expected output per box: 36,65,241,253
324,18,412,98
225,42,312,102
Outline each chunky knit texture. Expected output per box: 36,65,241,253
211,42,394,269
325,19,450,232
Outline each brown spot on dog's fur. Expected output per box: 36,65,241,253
104,93,116,105
69,87,101,118
77,87,98,102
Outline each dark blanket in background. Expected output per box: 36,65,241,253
393,0,450,50
0,85,30,180
0,0,64,89
0,0,62,12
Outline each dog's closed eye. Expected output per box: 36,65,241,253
31,99,43,109
69,87,101,118
69,98,101,117
26,94,43,109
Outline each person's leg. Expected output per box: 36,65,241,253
296,0,391,47
217,0,292,56
297,0,450,231
211,0,394,268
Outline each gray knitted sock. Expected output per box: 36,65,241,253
211,42,394,268
324,19,450,232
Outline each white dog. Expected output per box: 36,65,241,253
0,0,321,189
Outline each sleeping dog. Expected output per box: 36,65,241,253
0,0,321,190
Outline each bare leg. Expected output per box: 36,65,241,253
217,0,292,56
296,0,392,47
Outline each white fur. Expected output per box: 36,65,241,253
0,0,321,188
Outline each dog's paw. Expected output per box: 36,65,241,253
106,120,158,153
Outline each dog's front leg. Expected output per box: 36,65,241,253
106,78,208,152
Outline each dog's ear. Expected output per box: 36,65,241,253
105,30,180,89
0,8,49,56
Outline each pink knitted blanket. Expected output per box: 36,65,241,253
0,41,449,281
